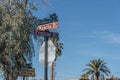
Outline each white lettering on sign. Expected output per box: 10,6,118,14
36,22,58,31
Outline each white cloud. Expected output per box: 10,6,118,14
82,51,120,61
93,31,120,44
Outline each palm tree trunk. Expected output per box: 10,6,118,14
96,72,100,80
96,76,99,80
50,62,54,80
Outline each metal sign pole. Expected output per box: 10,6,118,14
23,76,25,80
44,36,48,80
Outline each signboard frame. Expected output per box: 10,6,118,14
34,30,59,39
19,68,35,77
36,21,58,31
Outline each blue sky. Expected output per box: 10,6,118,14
31,0,120,80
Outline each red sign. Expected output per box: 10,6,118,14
36,21,58,31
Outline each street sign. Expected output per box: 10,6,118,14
51,32,59,39
34,31,51,37
36,21,58,31
34,31,59,39
19,68,35,77
39,40,56,67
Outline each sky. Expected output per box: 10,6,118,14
30,0,120,80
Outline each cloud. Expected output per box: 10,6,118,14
93,31,120,44
82,50,120,61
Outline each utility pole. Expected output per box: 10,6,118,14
23,76,25,80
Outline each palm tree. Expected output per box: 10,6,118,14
49,38,63,80
81,73,89,79
83,59,111,80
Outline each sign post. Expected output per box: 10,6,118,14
44,36,48,80
19,68,35,80
35,13,59,80
19,68,35,77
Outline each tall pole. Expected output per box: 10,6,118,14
50,62,54,80
44,36,48,80
23,76,25,80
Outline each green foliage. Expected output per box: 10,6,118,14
81,73,89,79
0,0,37,79
49,37,63,60
49,38,63,80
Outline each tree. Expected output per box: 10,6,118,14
83,59,111,80
81,73,89,79
0,0,37,79
49,38,63,80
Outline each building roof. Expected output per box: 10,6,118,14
65,78,80,80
